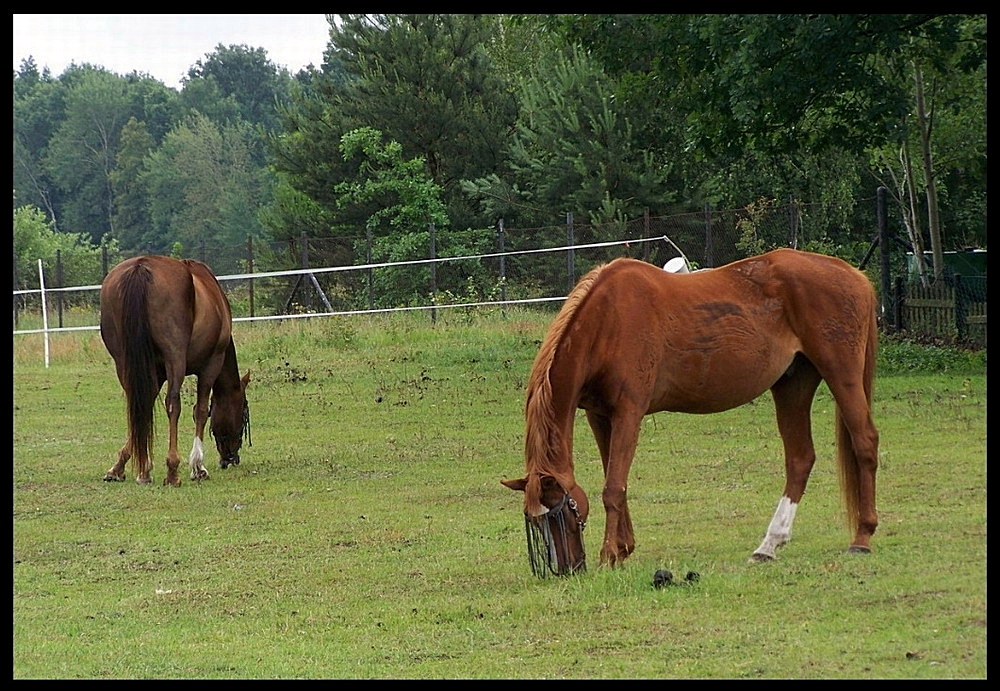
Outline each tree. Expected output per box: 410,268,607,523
43,68,131,243
273,14,518,234
503,45,673,226
14,60,68,228
555,14,986,260
142,113,272,253
335,127,449,233
123,73,184,141
13,205,109,293
870,15,987,282
186,44,294,134
333,127,455,305
110,117,155,250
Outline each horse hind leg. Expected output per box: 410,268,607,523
830,388,879,554
104,442,131,482
105,362,152,484
751,361,821,562
161,368,185,487
105,438,153,485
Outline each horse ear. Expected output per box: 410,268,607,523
501,477,528,492
241,370,251,388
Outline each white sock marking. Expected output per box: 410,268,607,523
188,437,207,478
753,496,798,559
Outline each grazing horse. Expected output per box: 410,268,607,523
99,255,250,486
503,249,880,577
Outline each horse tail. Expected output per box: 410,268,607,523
118,262,159,477
523,264,606,511
836,283,879,537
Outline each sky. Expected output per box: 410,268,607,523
13,14,332,90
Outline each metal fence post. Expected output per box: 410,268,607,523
498,219,507,313
429,223,437,325
366,228,374,310
55,250,64,328
642,208,650,262
566,212,575,293
246,235,255,320
704,202,714,268
877,186,893,330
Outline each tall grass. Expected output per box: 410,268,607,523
13,309,986,678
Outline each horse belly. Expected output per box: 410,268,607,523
650,346,795,415
187,306,230,371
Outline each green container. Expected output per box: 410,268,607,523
906,249,986,278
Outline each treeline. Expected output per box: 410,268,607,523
14,14,987,291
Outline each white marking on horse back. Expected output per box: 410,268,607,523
753,496,798,559
188,437,205,470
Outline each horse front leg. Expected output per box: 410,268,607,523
188,379,212,481
589,410,640,568
752,367,821,562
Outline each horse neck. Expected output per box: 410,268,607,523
212,340,242,396
522,268,605,498
524,352,578,501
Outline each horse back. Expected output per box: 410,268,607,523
546,250,875,416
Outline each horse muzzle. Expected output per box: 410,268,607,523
523,493,587,578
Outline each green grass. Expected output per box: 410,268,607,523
13,309,987,678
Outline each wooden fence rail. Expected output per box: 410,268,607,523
895,275,987,347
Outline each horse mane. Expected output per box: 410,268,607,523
523,262,608,506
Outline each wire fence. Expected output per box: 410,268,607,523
13,200,986,351
11,202,858,327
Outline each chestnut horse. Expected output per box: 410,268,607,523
503,249,880,577
100,255,250,486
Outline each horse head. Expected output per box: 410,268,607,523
502,473,589,577
210,370,251,469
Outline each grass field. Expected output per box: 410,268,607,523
13,309,987,679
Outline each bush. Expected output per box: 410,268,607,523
878,333,986,375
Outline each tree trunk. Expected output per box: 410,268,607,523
913,62,944,281
900,139,929,287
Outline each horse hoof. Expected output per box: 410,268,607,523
749,552,775,563
847,545,872,554
136,477,153,486
103,474,125,482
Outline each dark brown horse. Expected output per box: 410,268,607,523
100,255,250,486
503,249,880,577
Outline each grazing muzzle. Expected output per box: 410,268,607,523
524,492,587,578
211,399,251,469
